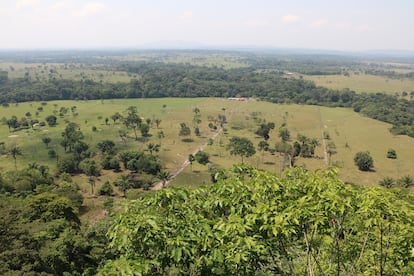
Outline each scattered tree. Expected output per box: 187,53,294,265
195,151,210,165
179,122,191,137
158,170,172,188
188,154,195,171
42,136,52,148
10,145,22,169
227,136,256,164
45,115,57,126
354,151,374,171
115,174,131,197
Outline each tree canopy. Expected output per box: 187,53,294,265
99,166,414,275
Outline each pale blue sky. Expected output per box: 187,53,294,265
0,0,413,50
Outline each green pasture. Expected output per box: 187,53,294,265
304,73,414,94
1,98,413,190
0,62,135,83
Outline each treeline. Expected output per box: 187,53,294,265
2,62,414,135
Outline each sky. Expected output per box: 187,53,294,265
0,0,413,51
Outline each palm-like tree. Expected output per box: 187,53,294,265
158,170,172,188
397,175,414,188
10,145,22,169
188,154,195,171
147,143,160,155
115,174,131,197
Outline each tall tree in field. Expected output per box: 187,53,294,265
42,136,52,148
226,136,256,164
188,154,195,171
115,174,131,197
258,140,269,164
326,141,337,165
157,131,165,145
10,145,22,169
61,122,83,152
123,106,142,140
179,123,191,137
157,170,172,188
111,112,122,124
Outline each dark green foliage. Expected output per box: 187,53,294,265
57,155,78,174
379,176,395,188
386,148,397,159
61,122,83,153
55,182,84,209
397,175,414,188
42,136,52,148
119,150,144,167
278,126,290,142
45,115,57,126
123,106,142,140
255,122,275,140
354,151,374,171
195,151,210,165
140,123,150,137
79,158,101,176
101,155,121,171
99,181,114,196
48,148,57,158
179,122,191,137
114,175,131,197
226,136,256,163
97,139,116,154
126,154,161,175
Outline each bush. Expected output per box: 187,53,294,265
386,148,397,159
99,181,114,196
195,151,210,165
379,176,395,188
48,149,57,158
354,151,374,171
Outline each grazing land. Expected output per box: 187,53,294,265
304,73,414,94
2,98,413,189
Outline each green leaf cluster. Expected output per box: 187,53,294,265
100,166,414,275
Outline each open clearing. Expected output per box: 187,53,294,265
303,73,414,94
1,98,413,190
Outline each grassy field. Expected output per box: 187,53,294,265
303,73,414,94
0,62,136,83
1,98,413,193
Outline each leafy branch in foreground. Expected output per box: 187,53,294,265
99,166,414,275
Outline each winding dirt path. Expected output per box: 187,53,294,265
152,128,223,190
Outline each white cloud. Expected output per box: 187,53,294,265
15,0,42,11
282,14,300,23
179,11,193,20
310,19,327,28
50,1,71,11
74,2,109,17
